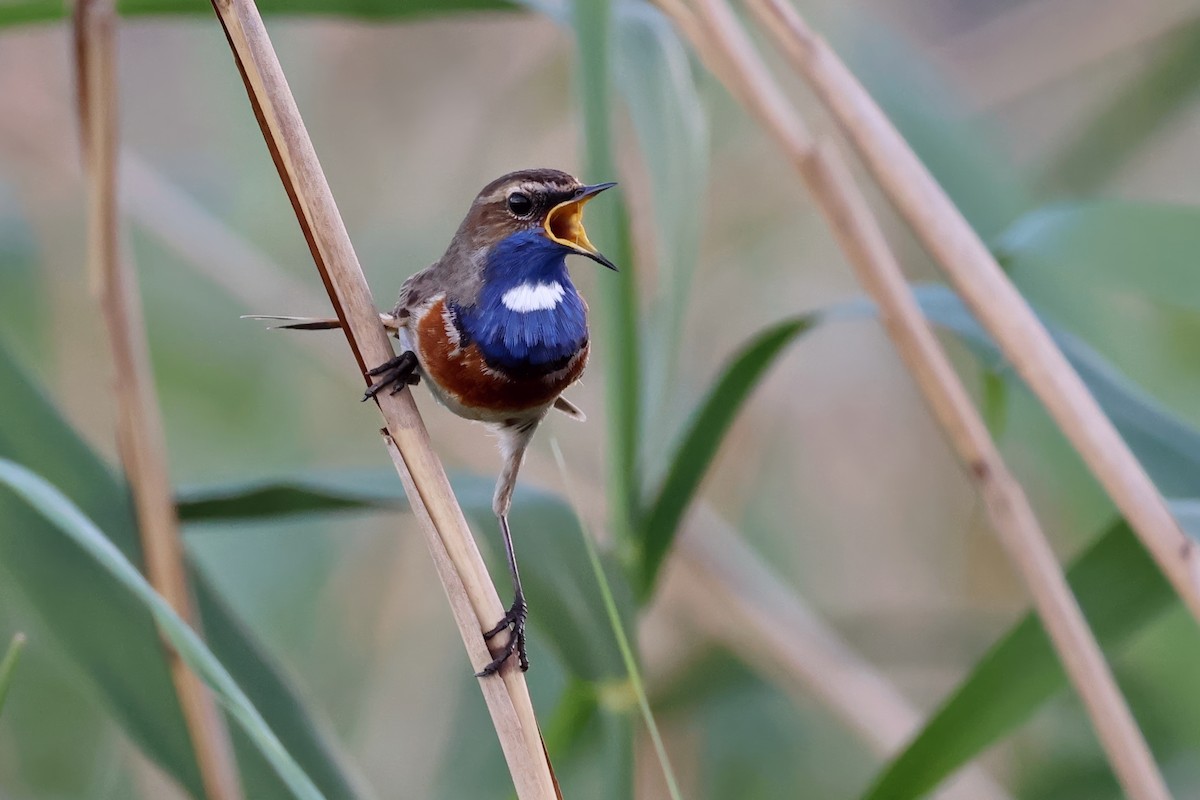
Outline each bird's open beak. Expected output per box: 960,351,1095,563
545,182,619,271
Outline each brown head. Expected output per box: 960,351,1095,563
447,168,618,272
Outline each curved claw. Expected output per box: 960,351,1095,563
476,599,529,676
362,351,420,401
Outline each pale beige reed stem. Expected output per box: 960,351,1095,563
748,0,1200,625
206,1,558,796
658,0,1171,796
50,130,1013,784
74,2,242,798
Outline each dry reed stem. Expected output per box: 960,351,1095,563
205,1,557,796
73,2,243,798
72,140,1009,785
666,510,1012,800
78,155,1015,797
659,0,1171,796
748,0,1200,626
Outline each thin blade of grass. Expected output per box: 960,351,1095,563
0,458,325,800
639,314,818,597
0,633,27,719
572,0,643,553
549,439,683,800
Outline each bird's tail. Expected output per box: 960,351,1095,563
243,313,400,331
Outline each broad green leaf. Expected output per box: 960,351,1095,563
1042,17,1200,195
612,1,708,390
569,0,644,550
908,284,1200,499
180,470,634,682
843,287,1200,798
179,470,403,522
998,202,1200,315
541,678,601,762
0,344,364,799
0,209,45,367
0,0,515,26
0,346,199,793
0,633,26,718
639,315,818,596
0,459,325,800
698,663,870,800
997,202,1200,423
861,508,1198,800
0,619,115,795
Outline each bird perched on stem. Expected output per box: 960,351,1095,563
255,169,617,676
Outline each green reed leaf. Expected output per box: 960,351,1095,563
639,314,818,597
862,509,1198,800
569,0,644,553
612,1,708,398
0,459,326,800
908,284,1200,498
846,285,1200,798
181,469,634,683
0,344,364,800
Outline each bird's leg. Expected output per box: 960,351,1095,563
477,420,539,677
362,351,420,401
476,513,528,676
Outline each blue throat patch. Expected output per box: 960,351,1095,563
451,230,588,374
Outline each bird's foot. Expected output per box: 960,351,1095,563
476,597,529,676
362,351,420,401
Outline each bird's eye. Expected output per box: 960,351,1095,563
507,192,534,217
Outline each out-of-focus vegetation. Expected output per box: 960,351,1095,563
2,0,1200,798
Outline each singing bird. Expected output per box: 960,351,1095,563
262,169,617,676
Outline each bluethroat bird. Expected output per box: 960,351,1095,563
255,169,617,676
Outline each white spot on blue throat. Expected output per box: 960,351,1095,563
501,282,565,313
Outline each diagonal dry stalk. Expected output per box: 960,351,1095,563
58,130,1014,788
655,0,1172,797
664,510,1013,800
72,3,244,799
205,1,558,796
747,0,1200,626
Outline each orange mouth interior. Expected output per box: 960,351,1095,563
545,197,599,254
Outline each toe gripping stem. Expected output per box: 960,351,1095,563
476,594,528,677
362,351,420,401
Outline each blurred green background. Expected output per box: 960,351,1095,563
2,0,1200,798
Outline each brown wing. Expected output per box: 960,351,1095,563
392,265,443,320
